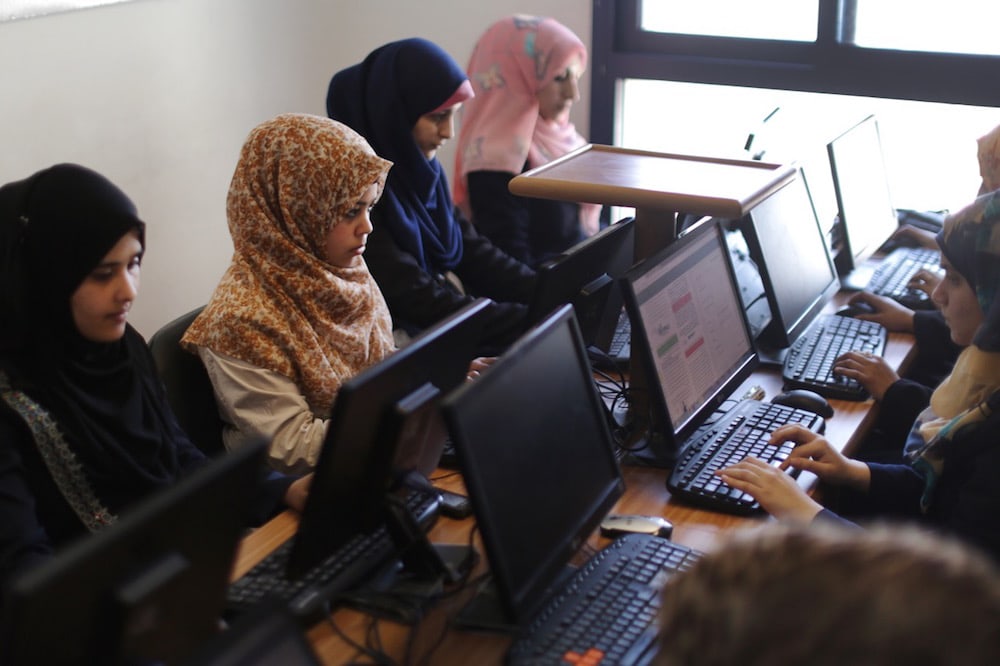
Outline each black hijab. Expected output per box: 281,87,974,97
0,164,184,514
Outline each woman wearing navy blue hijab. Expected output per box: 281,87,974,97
327,38,536,352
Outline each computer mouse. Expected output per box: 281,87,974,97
835,301,877,318
771,389,834,419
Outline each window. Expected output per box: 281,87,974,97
641,0,819,42
591,0,1000,218
854,0,1000,56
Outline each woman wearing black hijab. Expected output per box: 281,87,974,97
327,38,537,352
0,164,309,585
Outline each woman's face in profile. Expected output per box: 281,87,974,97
70,230,143,343
324,183,378,268
932,256,984,347
537,57,583,122
411,104,460,161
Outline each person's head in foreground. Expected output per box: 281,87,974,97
655,523,1000,666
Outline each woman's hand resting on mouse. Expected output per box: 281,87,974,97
845,292,916,332
717,424,871,522
832,350,899,401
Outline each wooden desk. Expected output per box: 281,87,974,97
232,311,917,665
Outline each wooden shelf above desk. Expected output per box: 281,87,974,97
509,143,796,219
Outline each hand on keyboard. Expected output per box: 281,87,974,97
832,350,899,401
843,292,916,333
908,267,942,297
717,423,868,521
716,455,823,523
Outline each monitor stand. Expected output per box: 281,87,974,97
339,482,477,624
838,259,878,292
754,343,790,368
452,563,579,633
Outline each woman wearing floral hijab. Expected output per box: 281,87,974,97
454,15,601,267
327,38,536,353
718,188,1000,562
182,113,396,474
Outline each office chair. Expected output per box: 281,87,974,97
148,306,226,456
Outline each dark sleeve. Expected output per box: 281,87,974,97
0,414,55,587
863,461,927,516
817,457,927,521
467,170,533,265
366,208,537,352
453,211,537,304
811,508,862,530
467,170,587,268
250,470,296,526
874,378,934,447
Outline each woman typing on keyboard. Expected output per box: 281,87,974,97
837,123,1000,413
719,188,1000,563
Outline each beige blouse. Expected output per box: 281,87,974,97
197,347,328,475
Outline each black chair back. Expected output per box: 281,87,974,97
148,306,225,456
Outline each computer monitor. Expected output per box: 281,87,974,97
621,219,758,459
1,440,268,665
827,114,900,284
525,217,635,351
285,298,490,579
442,305,624,629
740,167,840,359
184,603,321,666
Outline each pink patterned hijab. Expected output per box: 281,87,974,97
978,123,1000,195
454,15,600,234
182,113,396,415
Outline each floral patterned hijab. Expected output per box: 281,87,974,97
454,15,600,235
182,113,396,415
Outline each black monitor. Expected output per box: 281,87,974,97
184,603,320,666
525,217,635,351
621,219,758,460
827,114,900,282
740,166,840,360
1,440,268,665
442,305,624,629
285,298,490,580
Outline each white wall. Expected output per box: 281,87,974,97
0,0,591,337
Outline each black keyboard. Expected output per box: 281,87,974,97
782,314,887,401
607,311,630,360
866,247,940,310
507,533,701,666
668,399,824,515
226,490,439,621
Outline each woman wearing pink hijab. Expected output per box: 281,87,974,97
454,15,601,268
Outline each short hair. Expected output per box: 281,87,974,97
655,523,1000,666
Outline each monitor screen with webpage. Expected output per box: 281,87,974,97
827,114,900,282
621,219,758,451
740,166,840,359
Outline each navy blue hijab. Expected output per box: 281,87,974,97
327,38,465,272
